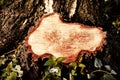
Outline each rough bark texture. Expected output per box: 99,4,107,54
0,0,45,54
0,0,120,80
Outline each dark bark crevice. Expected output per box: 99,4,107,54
75,0,104,26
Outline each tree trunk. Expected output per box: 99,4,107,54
1,0,120,80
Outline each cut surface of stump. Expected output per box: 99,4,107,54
25,13,106,63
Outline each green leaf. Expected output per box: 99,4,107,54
71,70,77,76
6,72,17,80
78,55,83,63
44,56,56,66
12,65,23,77
56,57,65,63
41,71,50,80
69,73,75,80
6,62,13,73
103,74,116,80
0,58,7,66
78,63,86,75
0,55,6,66
69,62,77,69
1,72,8,77
78,63,86,68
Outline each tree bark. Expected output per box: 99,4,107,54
0,0,45,54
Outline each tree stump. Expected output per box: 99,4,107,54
0,0,120,80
